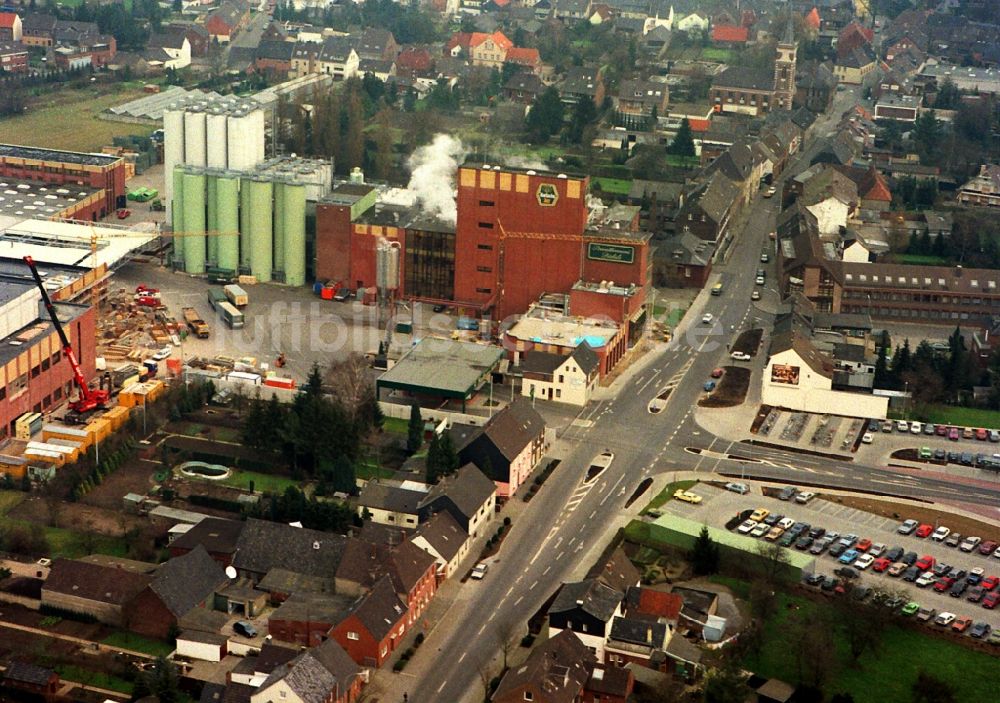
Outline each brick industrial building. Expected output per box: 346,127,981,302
315,164,652,324
0,144,128,220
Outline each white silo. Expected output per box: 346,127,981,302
206,110,228,170
249,108,266,168
163,107,185,222
184,109,208,168
227,111,255,172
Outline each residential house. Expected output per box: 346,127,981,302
0,42,28,72
704,141,759,205
796,61,837,112
42,558,151,627
873,93,919,122
385,539,437,624
290,41,321,77
353,27,398,62
675,12,708,35
267,593,355,647
354,480,427,528
395,46,433,78
205,2,249,43
419,463,497,538
605,617,669,669
835,22,873,59
652,229,714,288
958,164,1000,208
251,639,363,703
548,579,625,660
146,29,191,70
503,71,544,104
329,575,409,668
317,35,359,79
20,13,56,47
168,516,245,565
451,398,547,499
711,24,749,47
491,630,595,703
411,511,468,581
445,30,512,69
0,13,22,42
127,545,228,640
628,178,683,234
559,65,606,107
552,0,593,21
676,171,740,243
170,22,209,57
505,46,541,74
834,164,892,211
2,662,60,697
359,58,395,82
798,166,859,234
616,79,669,119
255,40,294,76
588,546,641,594
231,519,348,584
641,25,671,56
520,344,600,406
833,45,877,86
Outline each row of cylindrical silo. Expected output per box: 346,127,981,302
174,168,308,286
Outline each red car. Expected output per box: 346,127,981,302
935,424,948,436
976,428,989,441
916,555,936,571
934,577,955,593
116,208,131,219
872,557,892,572
915,524,934,538
981,576,999,591
984,592,1000,609
952,616,973,633
978,540,998,556
856,538,872,552
711,368,724,378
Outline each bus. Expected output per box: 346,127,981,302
207,287,227,311
217,301,245,329
711,282,724,296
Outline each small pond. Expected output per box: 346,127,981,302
178,461,232,480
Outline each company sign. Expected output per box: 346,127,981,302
587,242,635,264
536,183,559,207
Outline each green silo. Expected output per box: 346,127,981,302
273,180,285,274
239,177,253,270
216,176,240,272
171,167,184,264
282,184,307,287
248,179,273,282
206,175,218,266
182,172,207,275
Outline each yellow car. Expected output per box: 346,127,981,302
673,490,703,504
750,508,770,522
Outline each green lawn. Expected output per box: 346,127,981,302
42,525,128,559
642,479,697,513
382,417,409,435
356,458,394,482
101,632,174,657
56,665,134,694
1,86,150,152
219,469,299,494
736,582,1000,702
665,153,699,168
0,490,25,516
593,177,632,195
701,47,736,61
894,254,950,266
917,404,1000,428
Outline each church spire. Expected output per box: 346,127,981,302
781,19,795,46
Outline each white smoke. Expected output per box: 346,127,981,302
406,134,465,225
502,155,547,171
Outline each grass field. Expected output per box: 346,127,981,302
219,469,300,494
720,577,1000,702
593,177,632,195
1,86,150,152
0,490,26,516
42,525,129,559
642,479,697,513
918,404,1000,428
382,417,409,435
700,47,737,62
356,458,394,482
101,632,174,657
56,664,134,694
894,254,950,266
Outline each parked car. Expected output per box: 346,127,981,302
872,557,893,572
952,616,973,633
898,519,919,535
795,536,814,550
950,580,969,598
933,612,956,626
855,554,875,570
701,313,713,324
777,517,796,530
935,424,948,436
673,490,703,504
923,423,935,435
934,577,956,593
911,422,924,435
948,427,960,441
960,536,982,552
471,562,489,580
839,549,861,565
885,546,905,562
862,432,873,444
751,522,770,538
916,571,937,588
887,562,908,577
979,540,999,556
982,575,999,591
945,533,962,548
901,551,919,566
967,586,986,603
794,491,816,504
856,538,873,552
970,622,991,639
869,543,887,557
933,448,946,461
900,601,920,616
915,607,936,622
737,519,758,534
810,538,832,555
828,542,848,558
703,380,716,392
730,351,751,361
749,508,770,522
968,567,986,585
918,446,932,459
896,420,909,432
903,566,921,582
977,428,989,441
915,555,936,571
724,482,750,495
765,526,785,541
777,486,797,501
763,513,782,527
984,592,1000,609
233,621,257,638
914,524,933,538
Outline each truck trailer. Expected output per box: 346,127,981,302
182,307,210,338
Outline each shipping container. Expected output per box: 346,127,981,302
263,376,295,390
217,301,245,329
224,284,249,308
207,287,227,311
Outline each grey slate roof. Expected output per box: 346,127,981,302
570,343,599,375
420,463,495,520
269,592,354,624
259,639,360,703
319,35,355,61
479,399,545,462
357,482,426,515
609,616,668,647
520,351,566,375
150,545,228,617
255,40,293,61
712,65,774,91
414,510,466,562
492,630,594,703
233,519,347,578
4,661,55,686
550,578,623,623
560,66,603,97
169,517,244,556
694,171,741,223
348,575,407,640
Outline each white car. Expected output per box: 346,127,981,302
862,432,873,444
854,554,875,570
151,346,172,361
933,612,956,626
910,422,923,434
777,517,796,530
760,253,769,263
916,571,937,587
731,351,751,361
896,420,909,432
970,566,985,580
751,522,770,538
755,276,765,286
931,526,950,541
869,543,887,557
960,536,982,552
794,491,816,504
701,313,714,324
737,519,759,534
470,562,488,580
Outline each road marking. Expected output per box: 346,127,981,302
556,550,564,560
437,681,447,693
459,653,467,663
543,566,551,575
529,580,537,590
514,596,523,606
589,509,597,519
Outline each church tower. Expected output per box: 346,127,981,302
773,21,798,111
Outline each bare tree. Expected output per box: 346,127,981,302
325,355,374,426
43,486,63,528
477,661,496,703
754,541,792,587
496,620,522,670
787,609,837,690
834,583,895,663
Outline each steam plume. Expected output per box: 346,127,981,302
406,134,465,225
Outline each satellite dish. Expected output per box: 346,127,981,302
225,566,237,579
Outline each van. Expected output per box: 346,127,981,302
711,283,723,296
724,481,749,495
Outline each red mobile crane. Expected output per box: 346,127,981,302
23,256,109,417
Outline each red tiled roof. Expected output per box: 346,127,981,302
860,166,892,202
629,587,683,620
397,47,431,70
505,46,539,65
839,22,874,43
470,30,513,51
805,7,821,30
712,24,749,43
0,13,19,28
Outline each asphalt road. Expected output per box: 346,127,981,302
400,88,1000,700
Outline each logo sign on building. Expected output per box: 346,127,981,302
770,364,800,385
536,183,559,207
587,242,635,265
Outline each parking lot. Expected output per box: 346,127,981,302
856,420,1000,477
662,483,1000,636
754,408,865,456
